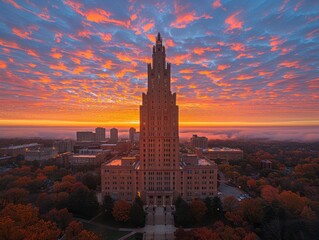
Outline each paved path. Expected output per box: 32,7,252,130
143,206,176,240
78,206,177,240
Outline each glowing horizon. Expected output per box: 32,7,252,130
1,119,319,128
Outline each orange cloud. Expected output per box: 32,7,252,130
230,43,245,51
179,69,193,74
70,57,81,64
55,33,62,43
116,52,134,63
225,11,243,32
50,48,63,59
279,61,300,69
26,49,39,57
99,33,112,41
73,66,87,75
49,62,67,71
237,74,255,80
115,68,136,78
168,53,190,65
84,8,130,28
0,61,7,69
12,27,32,39
103,60,114,69
76,50,93,60
171,1,212,28
130,14,137,21
28,63,36,68
217,64,230,71
165,39,175,47
270,36,286,52
78,29,92,38
212,0,222,9
142,22,154,32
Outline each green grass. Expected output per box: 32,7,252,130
83,222,130,240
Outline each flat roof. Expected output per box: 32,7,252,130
1,143,40,150
204,147,242,152
72,155,96,158
106,159,122,166
198,159,213,166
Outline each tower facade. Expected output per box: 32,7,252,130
139,33,180,205
101,33,218,205
110,128,118,143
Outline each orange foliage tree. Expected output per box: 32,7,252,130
261,185,279,203
112,200,131,222
0,203,61,240
190,199,208,223
65,220,101,240
239,198,264,224
278,190,308,215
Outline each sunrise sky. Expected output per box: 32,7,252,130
0,0,318,127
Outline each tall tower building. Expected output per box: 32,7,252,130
95,127,106,141
129,127,136,143
110,128,118,143
139,33,180,204
101,33,218,205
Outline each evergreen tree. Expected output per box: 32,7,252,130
130,202,145,227
102,195,114,219
174,198,193,227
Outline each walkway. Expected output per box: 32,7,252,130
143,206,176,240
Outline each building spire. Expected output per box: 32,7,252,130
156,32,162,45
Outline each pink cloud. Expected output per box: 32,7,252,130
225,11,243,32
170,1,212,28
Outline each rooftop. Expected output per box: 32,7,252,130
1,143,40,150
204,147,243,152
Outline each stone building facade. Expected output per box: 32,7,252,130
101,33,218,205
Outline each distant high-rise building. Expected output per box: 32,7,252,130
76,131,95,142
53,140,74,153
129,127,136,143
110,128,118,143
95,127,106,141
190,134,208,149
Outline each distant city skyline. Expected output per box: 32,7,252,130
1,0,319,127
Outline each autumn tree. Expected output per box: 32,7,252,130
112,200,131,222
36,192,57,214
65,220,101,240
24,219,60,240
4,187,29,204
45,208,73,230
223,196,239,212
190,199,207,223
67,186,99,218
278,190,307,215
239,198,264,225
0,203,60,240
191,227,219,240
261,185,279,203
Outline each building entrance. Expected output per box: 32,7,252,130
146,194,173,206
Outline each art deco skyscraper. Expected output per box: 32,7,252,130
101,33,218,206
138,33,180,204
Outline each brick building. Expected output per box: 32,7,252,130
101,33,218,205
